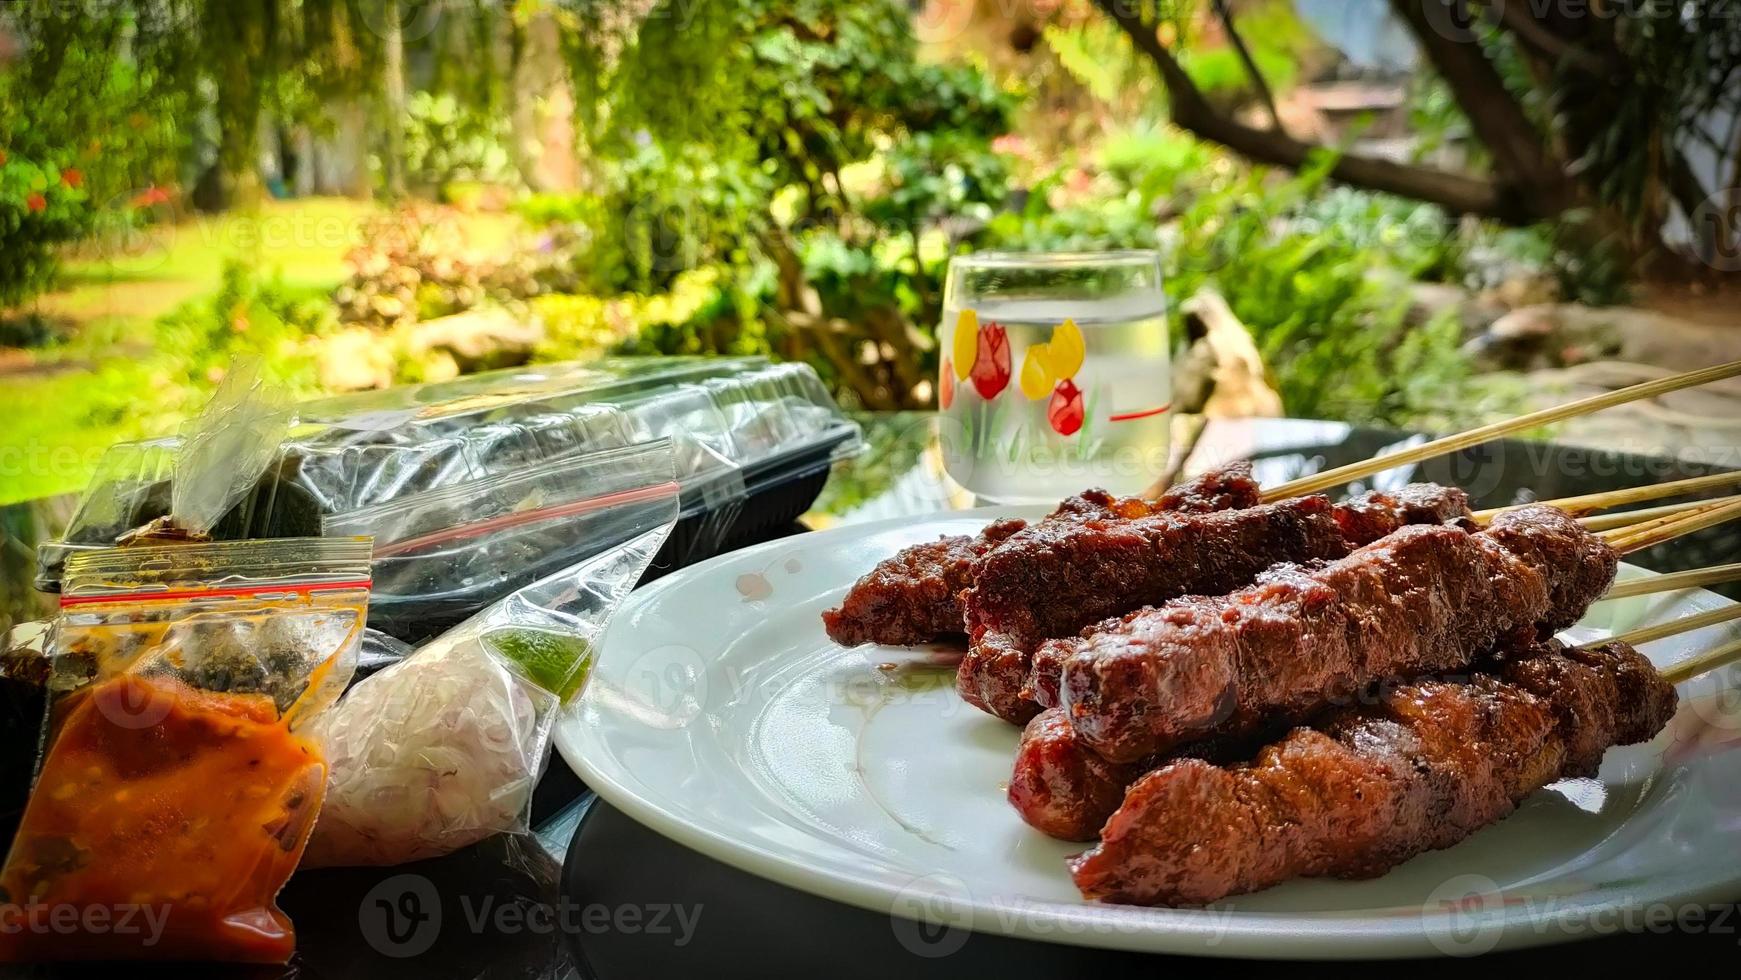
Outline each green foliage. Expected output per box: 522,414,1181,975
153,260,335,393
0,311,68,349
1165,159,1508,430
860,132,1011,235
598,0,1013,196
1044,19,1151,106
333,206,494,329
0,153,91,306
1293,187,1463,283
0,3,195,305
1178,0,1313,101
399,92,516,193
1096,124,1214,200
551,0,1015,407
533,269,725,362
984,136,1517,432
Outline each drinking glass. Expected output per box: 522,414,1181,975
938,250,1170,502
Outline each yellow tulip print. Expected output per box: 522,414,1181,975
1016,318,1086,401
1019,344,1052,400
1037,318,1084,379
951,309,977,382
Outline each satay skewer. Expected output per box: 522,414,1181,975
1071,610,1741,907
1052,498,1741,762
1011,555,1741,841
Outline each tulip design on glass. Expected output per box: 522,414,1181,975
1018,318,1087,436
945,308,1013,403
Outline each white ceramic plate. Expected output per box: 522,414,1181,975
555,507,1741,959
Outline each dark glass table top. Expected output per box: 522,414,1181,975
4,414,1740,976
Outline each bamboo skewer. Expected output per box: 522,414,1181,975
1602,605,1741,650
1603,497,1741,554
1577,499,1721,532
1577,587,1741,684
1662,636,1741,685
1261,359,1741,502
1604,563,1741,600
1474,469,1741,522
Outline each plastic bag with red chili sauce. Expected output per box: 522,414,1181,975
0,537,371,963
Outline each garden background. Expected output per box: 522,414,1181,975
6,0,1741,509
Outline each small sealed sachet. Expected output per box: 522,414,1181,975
0,538,370,963
303,449,679,868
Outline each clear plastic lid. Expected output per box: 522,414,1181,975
322,440,683,642
39,357,861,595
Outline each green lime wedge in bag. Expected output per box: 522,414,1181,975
481,627,594,702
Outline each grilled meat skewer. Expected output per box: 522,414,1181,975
1058,505,1616,763
961,483,1475,724
1008,707,1290,841
1070,640,1677,906
821,464,1262,648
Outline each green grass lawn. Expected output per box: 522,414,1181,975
0,197,521,505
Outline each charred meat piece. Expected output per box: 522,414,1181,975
821,517,1027,647
1331,483,1478,546
1149,463,1265,514
1007,709,1152,842
960,496,1352,724
1022,483,1473,711
1057,506,1615,763
1070,641,1676,906
821,464,1260,647
1007,707,1275,841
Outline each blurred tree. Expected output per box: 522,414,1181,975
563,0,1016,409
1094,0,1741,267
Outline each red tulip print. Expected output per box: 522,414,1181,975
970,321,1011,399
1048,378,1084,436
939,359,955,409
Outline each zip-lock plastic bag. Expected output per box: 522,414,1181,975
323,440,683,642
122,359,289,544
0,538,371,963
302,464,679,868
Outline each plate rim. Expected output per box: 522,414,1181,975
556,507,1741,959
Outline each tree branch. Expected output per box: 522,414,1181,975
1386,0,1571,206
1095,0,1532,222
1478,1,1612,76
1666,142,1719,257
1209,0,1282,133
